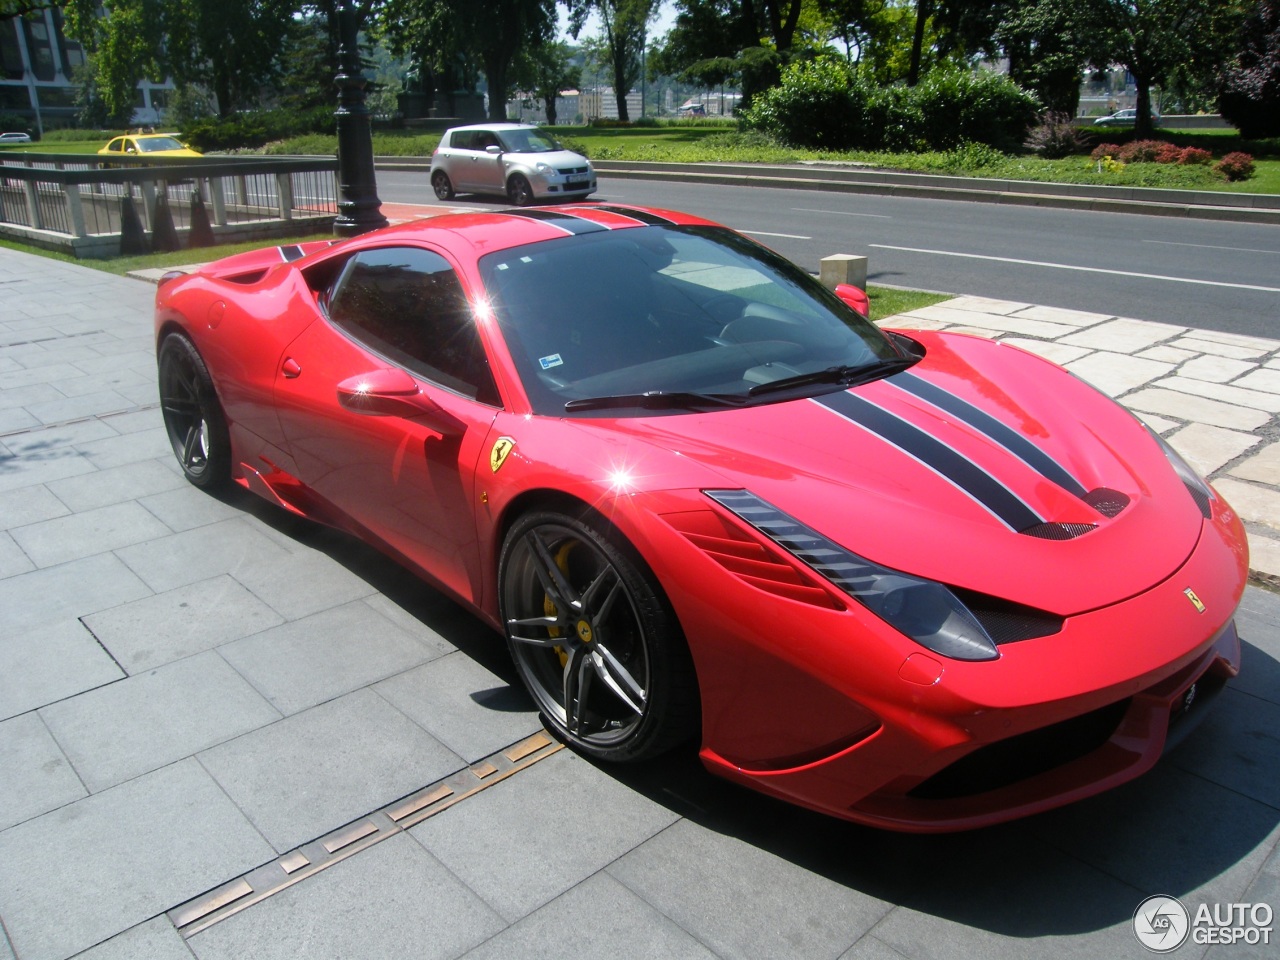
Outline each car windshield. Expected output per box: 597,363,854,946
495,128,561,154
137,137,186,152
479,225,904,416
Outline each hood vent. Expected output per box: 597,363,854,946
1018,487,1132,540
1021,521,1096,541
1083,487,1130,518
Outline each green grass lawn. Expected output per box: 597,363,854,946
10,122,1278,193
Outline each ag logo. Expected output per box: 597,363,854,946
1133,895,1190,953
490,437,515,474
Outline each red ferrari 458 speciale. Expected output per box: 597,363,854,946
154,203,1247,831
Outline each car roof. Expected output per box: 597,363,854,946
445,123,534,133
195,205,722,282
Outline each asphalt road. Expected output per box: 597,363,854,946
376,170,1280,338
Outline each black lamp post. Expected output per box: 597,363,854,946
332,0,387,237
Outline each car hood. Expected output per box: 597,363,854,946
506,149,591,169
589,332,1205,617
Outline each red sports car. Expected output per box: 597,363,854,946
154,203,1247,831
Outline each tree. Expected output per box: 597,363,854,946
648,0,806,110
64,0,296,120
374,0,555,120
566,0,658,121
518,40,580,125
993,0,1112,115
1094,0,1247,138
0,0,59,19
1219,0,1280,137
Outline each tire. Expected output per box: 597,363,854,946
507,174,535,207
158,333,230,489
499,510,699,761
431,171,454,201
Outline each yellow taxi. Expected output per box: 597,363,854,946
98,134,202,158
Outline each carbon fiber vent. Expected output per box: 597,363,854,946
1083,487,1130,518
1020,522,1096,541
953,589,1065,644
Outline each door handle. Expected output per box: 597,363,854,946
281,358,302,379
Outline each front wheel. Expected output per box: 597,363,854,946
507,174,535,207
499,511,698,761
158,333,230,489
431,170,454,201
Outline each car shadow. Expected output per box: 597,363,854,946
212,482,1280,937
591,635,1280,938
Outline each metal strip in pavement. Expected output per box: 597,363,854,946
870,244,1280,293
168,731,562,938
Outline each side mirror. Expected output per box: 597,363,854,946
834,283,870,319
485,144,502,155
337,369,463,435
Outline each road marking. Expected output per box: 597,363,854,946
1144,239,1280,256
741,230,812,239
870,244,1280,293
793,207,892,219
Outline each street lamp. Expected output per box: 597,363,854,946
332,0,387,237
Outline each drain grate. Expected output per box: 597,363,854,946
169,731,562,937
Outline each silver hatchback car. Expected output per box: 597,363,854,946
429,123,597,206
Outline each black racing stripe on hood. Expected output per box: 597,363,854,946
889,372,1088,498
278,245,304,262
499,209,608,235
588,206,676,226
816,390,1045,532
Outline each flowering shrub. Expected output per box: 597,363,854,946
1095,156,1126,174
1215,152,1256,181
1178,147,1213,165
1090,142,1123,161
1118,140,1167,163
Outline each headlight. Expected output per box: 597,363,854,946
706,490,999,661
1148,426,1214,519
535,162,552,174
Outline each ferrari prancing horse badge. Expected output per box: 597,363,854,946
490,436,515,473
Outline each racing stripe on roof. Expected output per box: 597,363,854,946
589,206,676,225
278,245,305,262
815,390,1046,532
888,372,1088,498
498,209,608,235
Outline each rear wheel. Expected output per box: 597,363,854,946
507,174,535,207
499,511,698,761
158,333,230,489
431,171,454,201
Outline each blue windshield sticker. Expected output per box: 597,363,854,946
539,353,564,370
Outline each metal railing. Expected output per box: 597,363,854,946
0,153,339,257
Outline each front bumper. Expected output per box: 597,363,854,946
671,497,1247,832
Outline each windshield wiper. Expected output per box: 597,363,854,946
565,390,746,413
747,356,917,398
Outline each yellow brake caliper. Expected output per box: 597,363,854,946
545,542,576,668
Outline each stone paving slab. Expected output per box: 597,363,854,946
883,295,1280,585
2,247,1279,960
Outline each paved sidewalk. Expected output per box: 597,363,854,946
1,247,1278,960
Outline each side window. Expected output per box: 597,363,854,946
325,247,500,406
451,131,475,151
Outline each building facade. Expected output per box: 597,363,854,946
1,9,171,132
